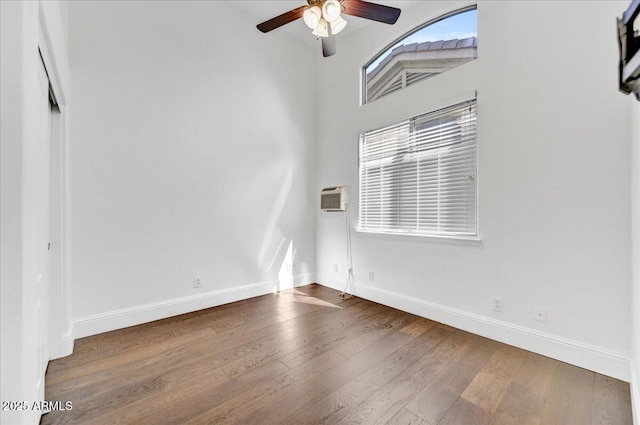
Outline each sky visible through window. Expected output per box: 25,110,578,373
367,9,477,71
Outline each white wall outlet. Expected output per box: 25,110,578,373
534,306,547,322
332,263,338,272
491,296,504,312
193,277,202,288
368,271,375,281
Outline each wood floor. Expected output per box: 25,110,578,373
43,284,632,425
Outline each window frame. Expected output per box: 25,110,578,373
361,5,478,105
357,96,479,241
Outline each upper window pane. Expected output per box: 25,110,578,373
363,8,478,104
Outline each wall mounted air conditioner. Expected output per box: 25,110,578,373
321,186,346,212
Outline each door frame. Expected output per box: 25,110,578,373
38,4,72,360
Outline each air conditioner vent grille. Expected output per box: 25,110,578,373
321,186,346,211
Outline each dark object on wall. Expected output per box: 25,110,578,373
618,0,640,100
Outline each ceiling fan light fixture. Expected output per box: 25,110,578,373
303,6,322,29
329,15,347,35
322,0,342,23
312,18,329,37
256,0,401,58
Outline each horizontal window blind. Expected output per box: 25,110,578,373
359,99,477,237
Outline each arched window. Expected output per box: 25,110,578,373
362,7,477,104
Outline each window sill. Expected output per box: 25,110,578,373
355,229,483,247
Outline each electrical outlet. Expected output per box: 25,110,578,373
332,264,338,272
368,271,375,281
534,306,547,322
193,277,202,288
491,296,504,312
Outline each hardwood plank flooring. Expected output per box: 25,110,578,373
42,284,633,425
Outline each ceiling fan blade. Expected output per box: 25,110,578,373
257,6,307,33
322,36,337,57
343,0,401,25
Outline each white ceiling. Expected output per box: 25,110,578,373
232,0,423,47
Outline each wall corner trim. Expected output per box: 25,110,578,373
49,328,74,360
317,277,630,382
630,358,640,425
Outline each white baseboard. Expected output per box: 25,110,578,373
631,359,640,425
70,274,630,382
49,327,74,360
73,274,314,339
317,277,630,382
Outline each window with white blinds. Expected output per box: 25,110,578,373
358,99,477,238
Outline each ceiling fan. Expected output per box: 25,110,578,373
257,0,401,57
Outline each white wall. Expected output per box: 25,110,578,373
1,1,70,424
1,2,29,422
68,1,317,337
316,0,632,380
631,96,640,421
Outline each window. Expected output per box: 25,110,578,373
358,99,477,238
363,7,477,104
